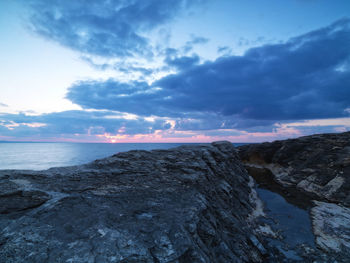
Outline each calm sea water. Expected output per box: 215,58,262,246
0,142,245,170
0,142,246,170
0,143,202,170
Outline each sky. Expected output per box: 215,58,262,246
0,0,350,143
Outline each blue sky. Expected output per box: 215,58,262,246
0,0,350,142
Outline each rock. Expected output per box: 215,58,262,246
2,134,350,262
238,131,350,206
0,189,50,214
0,142,265,263
311,201,350,259
238,132,350,262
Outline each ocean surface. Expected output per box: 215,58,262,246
0,143,195,170
0,142,245,170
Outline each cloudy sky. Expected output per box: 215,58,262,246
0,0,350,142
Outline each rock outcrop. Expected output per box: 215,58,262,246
238,131,350,260
239,132,350,206
0,142,266,263
1,133,350,262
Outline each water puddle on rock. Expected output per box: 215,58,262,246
256,186,316,261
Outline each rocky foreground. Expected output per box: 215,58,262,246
0,142,265,262
0,132,350,262
239,131,350,261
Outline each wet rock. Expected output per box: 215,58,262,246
0,142,265,263
239,131,350,262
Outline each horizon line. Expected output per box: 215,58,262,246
0,140,250,144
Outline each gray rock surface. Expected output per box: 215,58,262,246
238,132,350,261
2,133,350,262
238,132,350,206
0,142,265,263
311,201,350,256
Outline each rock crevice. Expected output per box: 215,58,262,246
239,132,350,261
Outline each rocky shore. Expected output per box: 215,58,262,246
0,132,349,262
0,142,266,262
239,131,350,261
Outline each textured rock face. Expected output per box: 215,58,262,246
238,132,350,261
311,201,350,256
0,142,265,263
238,132,350,206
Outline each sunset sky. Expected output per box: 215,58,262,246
1,0,350,142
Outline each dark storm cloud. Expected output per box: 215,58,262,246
66,19,350,128
25,0,205,58
0,110,171,137
66,80,160,116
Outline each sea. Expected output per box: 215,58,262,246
0,142,245,170
0,143,193,170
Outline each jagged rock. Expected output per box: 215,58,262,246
0,142,265,263
238,132,350,261
2,134,350,262
0,189,50,214
238,132,350,206
311,201,350,257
